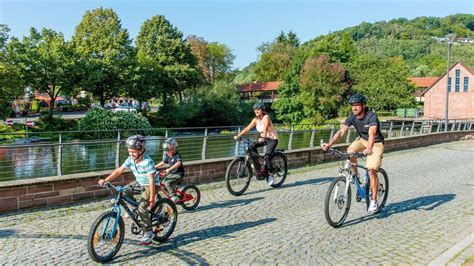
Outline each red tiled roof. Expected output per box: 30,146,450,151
409,77,439,88
238,81,283,93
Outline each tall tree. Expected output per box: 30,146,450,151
187,35,235,84
298,55,350,123
349,54,416,111
254,31,300,82
6,28,79,119
136,15,200,103
71,8,133,107
0,25,23,119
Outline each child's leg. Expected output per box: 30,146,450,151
163,174,182,197
137,185,156,232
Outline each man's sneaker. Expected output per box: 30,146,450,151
368,200,378,214
266,175,275,186
140,231,154,245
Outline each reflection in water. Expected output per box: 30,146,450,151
0,130,339,182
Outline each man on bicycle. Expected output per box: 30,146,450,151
155,138,185,203
98,135,159,245
322,94,384,213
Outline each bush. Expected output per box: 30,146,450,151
79,108,151,138
33,116,79,132
0,123,20,140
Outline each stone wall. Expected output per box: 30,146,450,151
0,131,472,213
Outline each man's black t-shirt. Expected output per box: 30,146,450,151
164,151,185,175
343,110,384,143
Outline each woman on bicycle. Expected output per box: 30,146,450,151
234,102,278,185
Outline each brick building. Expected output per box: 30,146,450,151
422,62,473,120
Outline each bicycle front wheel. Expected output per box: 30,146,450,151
179,184,201,210
87,211,125,263
225,157,251,196
365,168,389,214
324,176,351,228
151,198,178,242
269,152,288,188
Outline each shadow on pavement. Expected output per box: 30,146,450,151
342,193,456,227
245,176,333,196
189,197,265,213
115,218,277,263
0,229,17,238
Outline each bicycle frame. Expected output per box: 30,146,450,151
157,171,194,203
338,159,369,201
104,184,155,237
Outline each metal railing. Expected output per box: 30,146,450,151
0,119,472,182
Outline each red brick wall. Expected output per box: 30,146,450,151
424,63,474,119
0,131,472,213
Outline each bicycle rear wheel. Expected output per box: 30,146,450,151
324,176,351,228
151,198,178,242
269,152,288,188
87,211,125,263
365,168,389,214
178,184,201,210
225,157,251,196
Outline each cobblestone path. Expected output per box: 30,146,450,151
1,140,473,264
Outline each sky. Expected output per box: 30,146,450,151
1,0,473,68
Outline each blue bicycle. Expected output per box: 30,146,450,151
323,148,389,228
87,182,178,263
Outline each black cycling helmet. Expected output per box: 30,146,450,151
348,93,367,104
253,102,265,110
125,135,146,150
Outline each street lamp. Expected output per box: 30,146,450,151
444,33,456,131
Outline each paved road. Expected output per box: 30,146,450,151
0,140,473,264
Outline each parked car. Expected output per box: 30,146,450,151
5,119,14,126
112,104,137,113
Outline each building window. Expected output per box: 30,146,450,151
455,69,460,92
448,77,451,92
464,77,469,92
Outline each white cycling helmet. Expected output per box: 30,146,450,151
162,137,177,151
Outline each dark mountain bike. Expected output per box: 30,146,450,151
87,182,177,263
225,137,288,196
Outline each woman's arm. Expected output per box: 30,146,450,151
236,118,257,139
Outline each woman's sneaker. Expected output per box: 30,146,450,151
266,175,275,186
140,231,154,245
368,200,378,213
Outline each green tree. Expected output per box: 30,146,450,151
7,28,79,119
0,24,23,119
298,55,350,123
136,15,200,103
187,35,235,84
272,51,306,124
348,54,416,111
71,8,133,107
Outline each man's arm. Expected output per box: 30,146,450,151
155,161,165,169
364,125,377,155
322,124,349,150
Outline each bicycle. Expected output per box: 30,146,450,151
87,182,178,263
225,137,288,196
323,147,389,228
156,170,201,210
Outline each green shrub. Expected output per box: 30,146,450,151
79,108,151,138
33,116,79,132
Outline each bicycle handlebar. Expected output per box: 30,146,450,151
324,147,365,159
